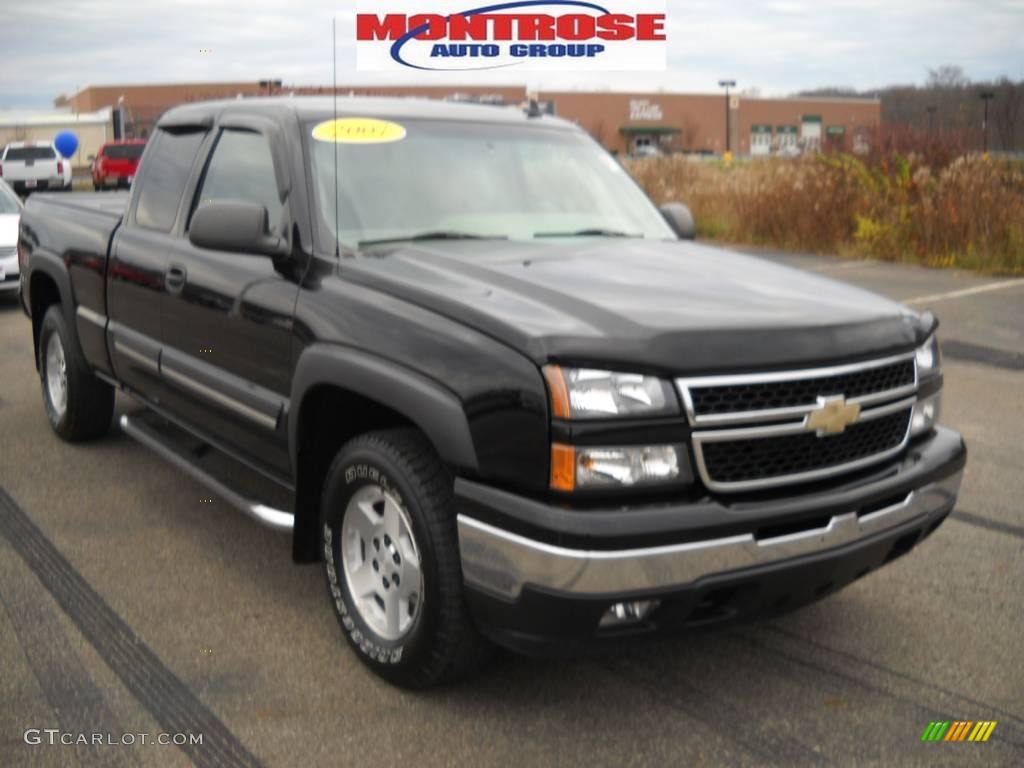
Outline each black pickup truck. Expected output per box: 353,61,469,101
17,97,965,688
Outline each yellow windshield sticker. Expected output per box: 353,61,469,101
311,118,407,144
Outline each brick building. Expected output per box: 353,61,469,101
0,107,112,169
61,82,880,155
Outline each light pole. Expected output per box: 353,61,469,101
718,79,736,155
979,91,994,152
926,105,937,134
117,95,125,139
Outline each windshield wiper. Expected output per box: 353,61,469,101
533,228,642,238
358,231,508,247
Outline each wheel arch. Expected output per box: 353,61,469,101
28,255,76,370
289,344,479,562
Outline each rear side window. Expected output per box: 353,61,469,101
4,146,57,161
105,144,145,160
135,129,205,232
192,130,283,230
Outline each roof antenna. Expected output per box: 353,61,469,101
332,15,340,258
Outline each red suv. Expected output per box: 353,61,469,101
91,139,146,190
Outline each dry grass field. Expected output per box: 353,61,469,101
630,150,1024,274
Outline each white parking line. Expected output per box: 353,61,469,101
902,280,1024,306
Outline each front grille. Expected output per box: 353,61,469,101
699,408,911,488
689,359,915,417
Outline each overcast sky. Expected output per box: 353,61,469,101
2,0,1022,108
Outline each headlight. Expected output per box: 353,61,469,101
910,392,941,437
543,365,679,419
916,335,941,378
550,443,686,491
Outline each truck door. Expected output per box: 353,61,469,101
158,120,298,480
108,127,206,400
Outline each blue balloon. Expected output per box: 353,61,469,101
54,131,79,158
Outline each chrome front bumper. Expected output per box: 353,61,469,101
458,470,962,601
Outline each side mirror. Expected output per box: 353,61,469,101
189,200,284,256
660,202,696,240
87,154,96,162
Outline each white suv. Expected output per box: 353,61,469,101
0,142,72,195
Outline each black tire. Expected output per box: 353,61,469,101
38,305,114,441
93,182,101,192
320,428,491,688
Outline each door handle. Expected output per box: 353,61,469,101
166,265,187,293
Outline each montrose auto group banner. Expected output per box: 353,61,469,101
355,0,667,72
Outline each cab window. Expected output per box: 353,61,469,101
134,129,205,232
192,130,283,231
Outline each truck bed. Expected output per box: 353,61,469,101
30,190,129,219
20,191,127,351
21,192,127,263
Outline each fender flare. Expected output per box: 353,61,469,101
26,252,78,366
288,343,479,472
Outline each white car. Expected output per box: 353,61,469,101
0,179,22,295
632,144,662,158
0,141,72,195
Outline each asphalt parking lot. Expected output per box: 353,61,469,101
1,246,1022,767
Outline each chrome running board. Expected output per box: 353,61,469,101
120,412,294,532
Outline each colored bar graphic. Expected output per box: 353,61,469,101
944,721,972,741
921,721,950,741
973,722,997,742
923,720,997,743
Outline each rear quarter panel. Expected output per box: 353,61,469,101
20,194,124,375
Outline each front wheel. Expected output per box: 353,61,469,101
38,305,114,441
320,428,491,688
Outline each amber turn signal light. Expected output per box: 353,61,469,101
549,443,576,492
542,365,572,420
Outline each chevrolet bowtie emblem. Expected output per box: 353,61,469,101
806,395,861,435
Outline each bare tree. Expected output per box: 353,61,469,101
993,77,1022,151
927,65,969,89
795,67,1023,151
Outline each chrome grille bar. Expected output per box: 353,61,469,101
676,351,918,428
691,398,915,492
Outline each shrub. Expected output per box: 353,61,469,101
628,150,1024,274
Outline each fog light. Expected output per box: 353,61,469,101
910,393,941,437
600,599,660,628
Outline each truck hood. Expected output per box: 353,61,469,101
340,239,929,373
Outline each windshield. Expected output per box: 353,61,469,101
0,182,21,213
4,146,56,162
307,118,674,248
104,143,145,160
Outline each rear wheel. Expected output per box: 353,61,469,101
320,428,491,688
38,305,114,441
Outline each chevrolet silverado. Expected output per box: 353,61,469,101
17,97,966,688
